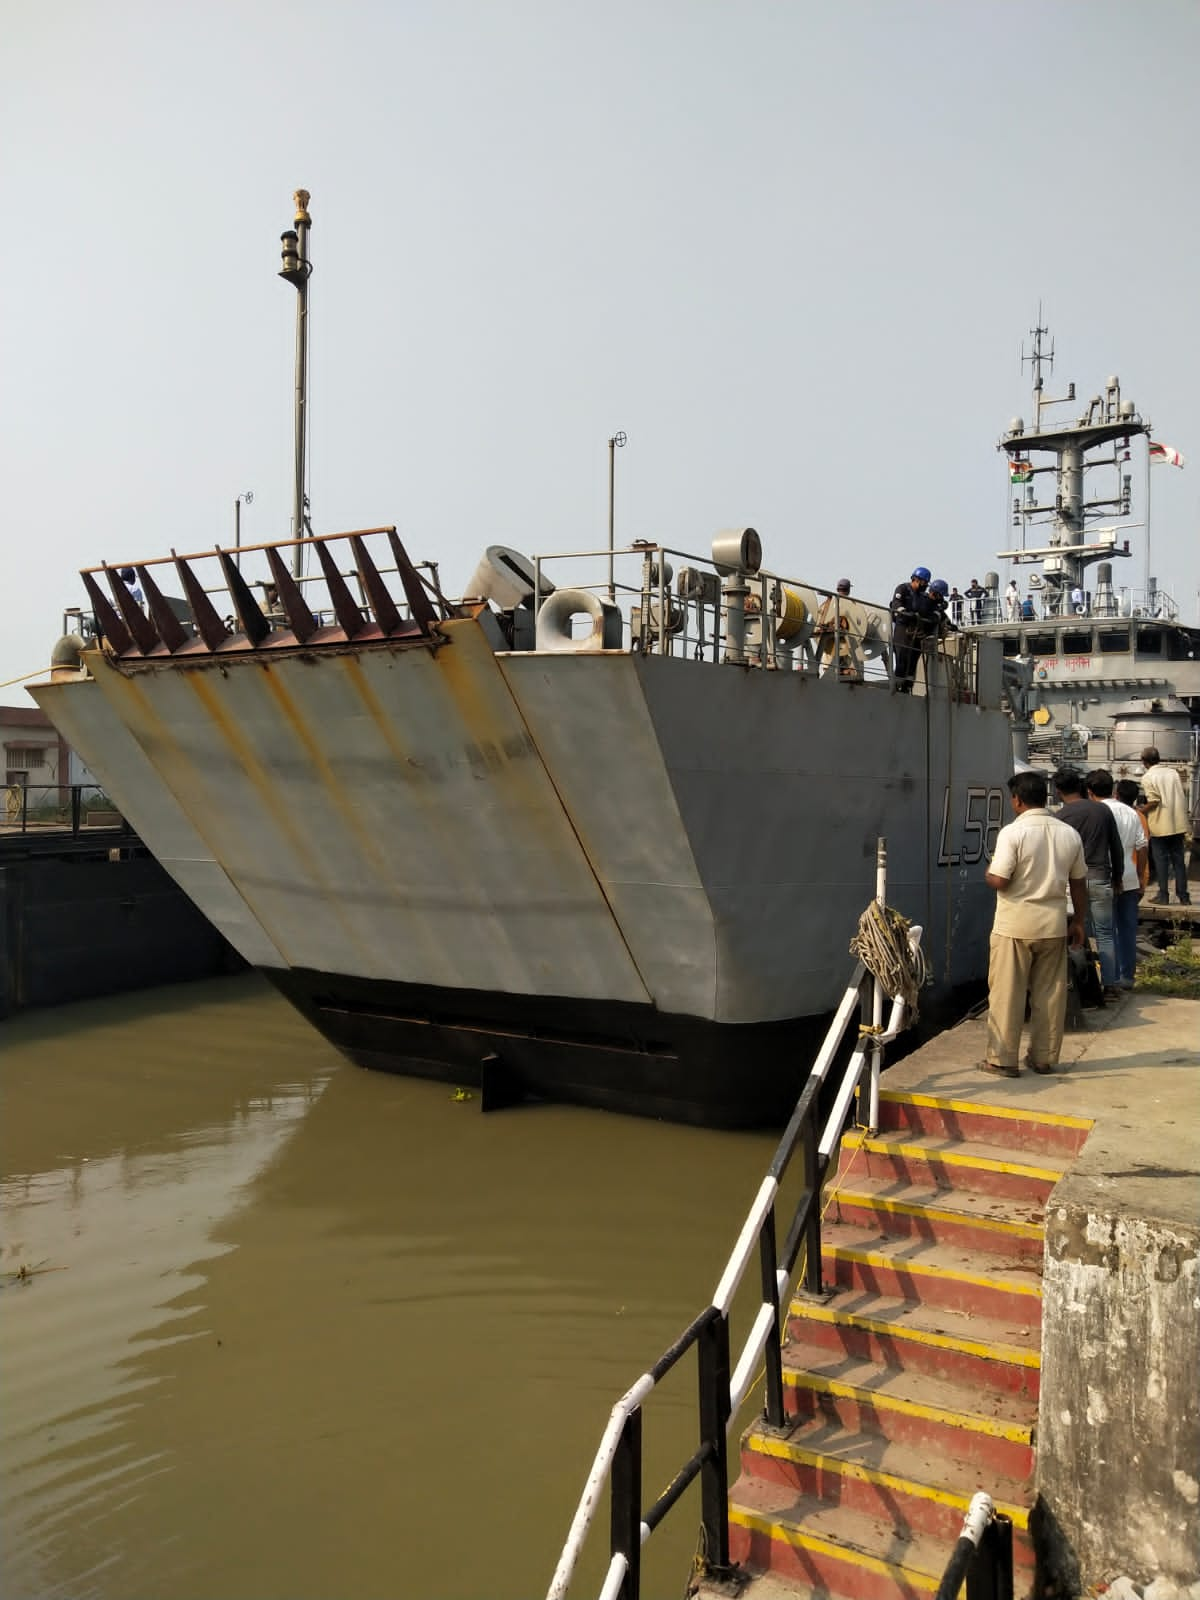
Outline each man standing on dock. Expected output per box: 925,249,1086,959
1092,771,1149,990
982,771,1088,1079
1140,747,1191,906
1053,768,1124,995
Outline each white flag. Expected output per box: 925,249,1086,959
1149,441,1185,468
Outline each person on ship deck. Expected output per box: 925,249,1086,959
889,566,938,693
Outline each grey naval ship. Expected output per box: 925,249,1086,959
29,195,1016,1129
963,321,1199,791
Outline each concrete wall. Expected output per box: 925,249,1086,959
1038,1197,1200,1587
0,855,242,1018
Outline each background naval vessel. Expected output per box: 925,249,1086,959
29,194,1016,1128
961,321,1198,805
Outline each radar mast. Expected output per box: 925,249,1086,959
997,317,1148,614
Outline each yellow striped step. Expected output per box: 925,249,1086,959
740,1417,1034,1562
835,1127,1069,1202
827,1175,1046,1260
875,1087,1093,1158
781,1341,1035,1481
789,1289,1040,1398
820,1217,1044,1322
727,1477,947,1600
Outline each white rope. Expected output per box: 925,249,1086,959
849,900,927,1024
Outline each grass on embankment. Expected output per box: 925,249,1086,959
1136,929,1200,999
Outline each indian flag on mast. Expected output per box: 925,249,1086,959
1149,441,1186,468
1009,459,1033,483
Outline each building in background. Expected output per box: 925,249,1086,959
2,704,97,799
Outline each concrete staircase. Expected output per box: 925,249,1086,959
724,1088,1093,1600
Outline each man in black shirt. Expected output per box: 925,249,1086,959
1053,768,1124,994
889,567,938,693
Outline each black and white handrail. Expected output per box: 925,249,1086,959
547,842,924,1600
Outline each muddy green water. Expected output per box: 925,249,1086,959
0,975,781,1600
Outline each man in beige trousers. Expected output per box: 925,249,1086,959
982,770,1089,1078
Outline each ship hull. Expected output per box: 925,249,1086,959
33,617,1013,1126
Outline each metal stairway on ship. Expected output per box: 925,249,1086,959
723,1087,1093,1599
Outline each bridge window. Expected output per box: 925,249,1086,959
1098,627,1131,653
1026,634,1057,655
1136,628,1163,656
1062,631,1092,654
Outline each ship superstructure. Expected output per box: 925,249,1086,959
967,322,1199,776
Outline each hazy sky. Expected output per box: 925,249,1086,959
3,0,1198,703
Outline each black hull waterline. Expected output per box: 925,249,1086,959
268,968,844,1129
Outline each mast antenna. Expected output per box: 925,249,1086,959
1020,306,1054,432
279,189,313,581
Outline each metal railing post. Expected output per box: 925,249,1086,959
758,1208,785,1427
609,1409,642,1600
966,1515,1014,1600
800,1114,822,1296
696,1312,732,1576
71,784,82,837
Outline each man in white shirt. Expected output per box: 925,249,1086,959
1090,770,1148,990
1140,747,1191,906
983,770,1088,1077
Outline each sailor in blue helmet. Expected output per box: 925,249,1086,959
118,566,144,606
889,566,938,692
928,578,959,635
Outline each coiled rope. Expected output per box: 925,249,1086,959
849,899,927,1026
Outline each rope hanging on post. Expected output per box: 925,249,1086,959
849,900,927,1026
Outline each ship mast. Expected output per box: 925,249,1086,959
997,317,1148,614
279,189,313,581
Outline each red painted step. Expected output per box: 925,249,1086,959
781,1341,1036,1482
829,1173,1046,1262
738,1415,1034,1569
833,1127,1068,1203
819,1218,1044,1324
787,1291,1041,1400
873,1089,1092,1158
728,1477,948,1600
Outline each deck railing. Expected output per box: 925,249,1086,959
547,843,922,1600
62,529,974,702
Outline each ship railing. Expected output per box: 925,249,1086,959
525,542,923,691
547,843,922,1600
2,781,128,837
529,542,981,703
77,528,977,705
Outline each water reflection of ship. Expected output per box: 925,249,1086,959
965,320,1199,793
